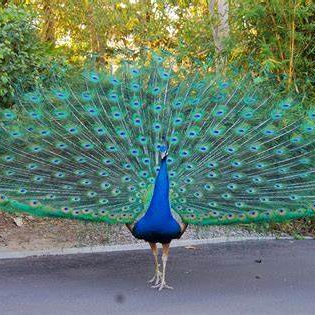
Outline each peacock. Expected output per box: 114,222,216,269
0,50,314,291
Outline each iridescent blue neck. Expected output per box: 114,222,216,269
145,157,172,219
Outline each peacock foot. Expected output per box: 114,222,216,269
148,268,162,285
151,280,173,291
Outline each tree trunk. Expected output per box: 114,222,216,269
1,0,9,7
42,0,55,44
216,0,229,53
207,0,230,68
84,0,105,60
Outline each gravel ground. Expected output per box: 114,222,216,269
0,212,276,252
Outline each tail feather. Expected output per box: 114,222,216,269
0,51,314,225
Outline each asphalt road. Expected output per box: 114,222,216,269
0,240,315,315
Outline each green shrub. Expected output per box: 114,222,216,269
0,5,63,107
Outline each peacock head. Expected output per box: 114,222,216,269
160,144,168,160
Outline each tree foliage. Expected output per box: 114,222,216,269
0,0,314,102
0,4,63,106
230,0,315,93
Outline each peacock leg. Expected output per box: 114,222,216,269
148,242,162,285
152,243,173,291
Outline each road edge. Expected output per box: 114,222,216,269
0,236,309,260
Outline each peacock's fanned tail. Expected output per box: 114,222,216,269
0,52,314,225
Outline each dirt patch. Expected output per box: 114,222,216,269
0,212,274,252
0,212,134,251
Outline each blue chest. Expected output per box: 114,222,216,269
133,213,181,244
